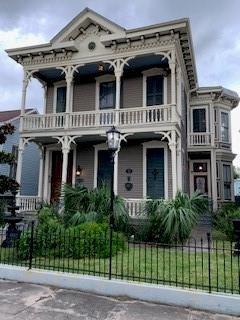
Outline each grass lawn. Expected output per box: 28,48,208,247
0,241,239,294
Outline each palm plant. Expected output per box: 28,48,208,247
145,191,208,243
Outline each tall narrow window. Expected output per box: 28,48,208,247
221,112,229,142
9,145,18,179
146,75,163,106
223,164,231,200
192,108,206,132
99,81,116,109
56,86,66,113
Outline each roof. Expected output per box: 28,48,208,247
0,109,37,122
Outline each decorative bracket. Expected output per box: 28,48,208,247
55,135,81,153
103,57,135,77
57,64,85,83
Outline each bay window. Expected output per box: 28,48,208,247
221,112,229,142
223,164,232,200
192,108,206,132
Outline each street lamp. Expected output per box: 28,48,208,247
106,126,121,279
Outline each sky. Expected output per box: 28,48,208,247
0,0,239,165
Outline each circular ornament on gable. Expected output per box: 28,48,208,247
88,42,96,51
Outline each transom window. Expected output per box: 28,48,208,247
146,75,163,106
99,81,116,109
221,112,229,142
192,108,206,132
223,164,232,200
56,86,66,113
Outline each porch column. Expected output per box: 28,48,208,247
169,51,176,122
176,66,182,116
114,152,118,195
16,138,25,188
177,136,183,191
43,149,50,202
169,130,177,197
61,136,71,186
211,149,218,211
37,145,44,200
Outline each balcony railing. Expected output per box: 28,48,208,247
16,196,40,212
188,132,213,146
22,104,177,132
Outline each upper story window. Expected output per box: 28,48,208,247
223,164,232,200
221,111,229,142
192,108,206,132
56,86,66,113
146,75,163,106
99,81,116,109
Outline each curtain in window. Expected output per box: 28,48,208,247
56,87,66,113
99,81,116,109
192,109,206,132
221,112,229,142
146,75,163,106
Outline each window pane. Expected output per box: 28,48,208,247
221,112,229,142
193,109,206,132
56,87,66,113
100,81,116,109
147,75,163,106
223,164,232,200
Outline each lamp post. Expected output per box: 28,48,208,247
106,126,121,279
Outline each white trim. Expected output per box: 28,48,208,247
190,105,209,133
95,74,116,110
189,159,211,198
142,140,168,199
53,80,67,113
142,68,167,108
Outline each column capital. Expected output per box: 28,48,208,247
103,56,135,76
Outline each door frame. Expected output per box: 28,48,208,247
142,140,168,199
189,159,211,197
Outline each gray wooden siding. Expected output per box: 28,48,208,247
73,82,96,112
46,85,54,113
121,76,143,108
76,146,94,189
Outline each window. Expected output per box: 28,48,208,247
9,145,18,179
56,86,66,113
146,75,163,106
192,108,206,132
223,164,232,200
221,112,229,142
99,81,116,109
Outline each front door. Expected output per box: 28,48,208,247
50,151,73,203
97,150,113,189
146,148,164,199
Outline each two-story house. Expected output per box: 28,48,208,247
0,109,40,204
5,8,239,214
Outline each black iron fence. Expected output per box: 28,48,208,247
0,222,240,295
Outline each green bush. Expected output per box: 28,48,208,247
213,203,240,241
18,222,126,260
144,192,208,243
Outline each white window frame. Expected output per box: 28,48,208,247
220,109,231,143
142,140,168,199
95,74,116,110
190,105,209,133
142,68,168,107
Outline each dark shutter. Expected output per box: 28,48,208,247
147,148,165,199
192,109,206,132
56,87,66,113
146,75,163,106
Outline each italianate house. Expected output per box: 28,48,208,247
6,8,239,215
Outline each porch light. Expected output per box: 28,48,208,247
76,165,82,177
106,126,121,152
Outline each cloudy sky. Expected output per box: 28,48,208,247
0,0,239,165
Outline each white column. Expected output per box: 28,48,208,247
169,51,176,123
72,144,77,186
38,146,44,200
42,84,47,114
211,149,218,211
43,149,50,202
177,137,182,191
61,136,70,186
16,138,24,188
20,72,29,132
114,152,118,195
169,130,177,197
176,66,182,116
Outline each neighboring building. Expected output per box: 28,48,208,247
234,179,240,197
5,8,239,214
0,109,40,197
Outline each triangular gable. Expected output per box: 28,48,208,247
51,7,125,44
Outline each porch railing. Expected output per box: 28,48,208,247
16,196,40,212
188,132,212,146
22,104,176,131
124,198,148,218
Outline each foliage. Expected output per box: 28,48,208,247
37,203,61,225
213,202,240,241
144,191,208,243
0,199,6,226
18,222,125,260
0,123,19,194
63,184,129,232
233,166,240,179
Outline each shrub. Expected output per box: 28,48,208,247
145,192,208,243
213,203,240,241
18,222,126,260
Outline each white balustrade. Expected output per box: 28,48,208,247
188,133,212,146
124,198,148,218
16,196,40,212
22,104,174,131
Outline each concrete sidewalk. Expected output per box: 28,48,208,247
0,280,237,320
